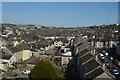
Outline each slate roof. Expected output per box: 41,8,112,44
82,59,100,74
77,46,105,79
28,43,48,49
86,67,104,79
77,49,106,79
73,37,111,79
80,53,93,63
78,48,89,57
37,44,48,48
29,49,38,52
61,39,69,43
25,56,40,61
7,44,30,53
2,54,12,60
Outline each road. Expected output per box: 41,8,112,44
106,58,120,79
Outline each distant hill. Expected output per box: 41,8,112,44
1,23,120,29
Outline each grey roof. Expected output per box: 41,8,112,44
82,59,100,74
73,37,109,79
80,53,93,63
86,67,104,79
78,51,105,79
2,54,12,60
78,48,89,57
77,47,104,79
25,56,40,61
28,43,48,49
60,39,69,43
7,44,30,53
25,39,35,42
30,49,38,52
37,44,48,48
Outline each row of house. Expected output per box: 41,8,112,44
79,28,119,50
0,35,73,73
89,39,118,49
70,37,114,79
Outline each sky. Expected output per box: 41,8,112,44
2,2,118,27
118,2,120,24
1,0,120,2
0,2,2,23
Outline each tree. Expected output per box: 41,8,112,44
20,30,39,40
31,60,57,79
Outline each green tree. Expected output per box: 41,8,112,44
31,60,57,79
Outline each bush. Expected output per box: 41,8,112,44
9,67,15,70
31,60,57,79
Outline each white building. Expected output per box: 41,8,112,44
1,55,17,68
62,51,72,56
95,41,104,48
109,41,117,48
54,41,63,47
14,50,32,61
61,56,73,65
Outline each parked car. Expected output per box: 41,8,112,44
108,56,114,61
22,70,31,74
102,50,106,54
114,59,120,67
105,62,110,66
111,69,119,75
118,62,120,66
98,53,105,62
